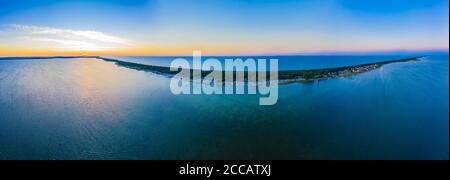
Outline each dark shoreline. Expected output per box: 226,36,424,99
0,55,422,83
0,56,100,60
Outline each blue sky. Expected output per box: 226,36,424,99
0,0,448,55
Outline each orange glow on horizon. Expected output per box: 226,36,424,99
1,45,448,57
0,45,268,56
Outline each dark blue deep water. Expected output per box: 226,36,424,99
0,55,448,159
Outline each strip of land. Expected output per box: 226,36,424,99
277,56,421,84
1,56,422,84
97,56,422,83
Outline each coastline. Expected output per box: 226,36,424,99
277,56,421,84
97,56,423,84
0,56,422,83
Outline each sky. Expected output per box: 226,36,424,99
0,0,448,56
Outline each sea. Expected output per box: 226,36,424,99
0,55,448,159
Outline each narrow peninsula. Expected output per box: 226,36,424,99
1,56,422,84
97,56,422,83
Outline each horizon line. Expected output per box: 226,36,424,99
1,49,448,57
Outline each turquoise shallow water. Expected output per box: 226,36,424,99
0,56,448,159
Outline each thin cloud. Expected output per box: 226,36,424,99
10,24,132,51
22,37,114,51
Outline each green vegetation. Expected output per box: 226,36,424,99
277,57,421,80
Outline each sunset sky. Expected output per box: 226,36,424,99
0,0,448,56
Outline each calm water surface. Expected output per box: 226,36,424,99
0,56,448,159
